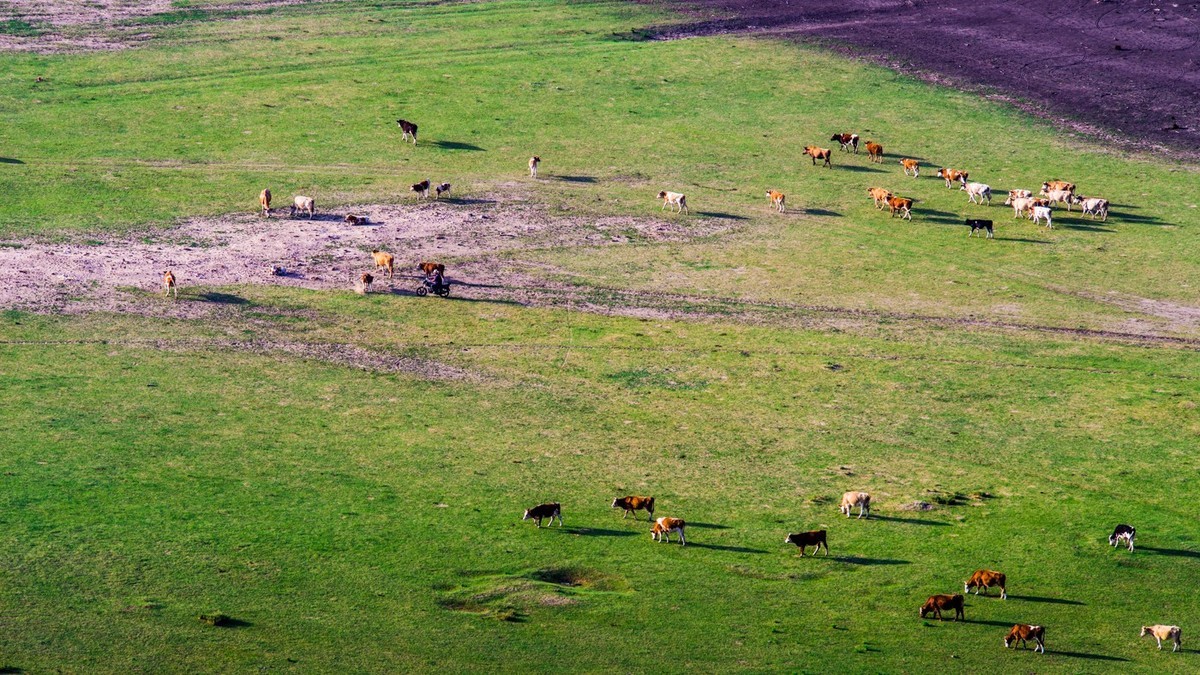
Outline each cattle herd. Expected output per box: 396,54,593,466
522,491,1179,656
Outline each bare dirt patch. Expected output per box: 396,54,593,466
644,0,1200,156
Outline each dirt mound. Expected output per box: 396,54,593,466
647,0,1200,155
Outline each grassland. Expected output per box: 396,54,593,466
2,0,1200,672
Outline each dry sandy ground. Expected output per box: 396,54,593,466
0,197,730,316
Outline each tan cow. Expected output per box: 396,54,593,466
868,187,893,210
804,146,832,168
900,158,920,177
840,491,870,518
766,190,786,212
371,250,394,280
258,188,272,217
1141,625,1182,652
290,196,315,219
657,190,689,214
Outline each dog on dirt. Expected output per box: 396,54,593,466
162,270,177,299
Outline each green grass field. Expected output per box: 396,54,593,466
2,0,1200,671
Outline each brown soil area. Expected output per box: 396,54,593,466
645,0,1200,155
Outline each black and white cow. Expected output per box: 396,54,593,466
1109,524,1136,552
396,118,419,144
966,219,994,238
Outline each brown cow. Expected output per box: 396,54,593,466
831,132,859,153
804,146,832,168
900,158,919,177
651,517,686,545
865,141,883,164
920,594,965,621
936,168,969,189
162,270,177,299
418,261,445,276
258,188,272,217
371,250,394,280
611,496,655,520
965,570,1007,599
888,195,914,220
358,272,374,294
868,187,892,210
1005,624,1045,653
785,530,828,556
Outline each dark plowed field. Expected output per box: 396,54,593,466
648,0,1200,154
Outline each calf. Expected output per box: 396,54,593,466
1005,624,1045,653
804,146,832,168
259,188,272,217
1109,524,1135,552
1140,625,1182,652
865,141,883,164
1044,188,1075,210
418,261,446,276
1031,206,1053,229
888,195,914,220
371,249,394,280
290,196,315,219
1040,180,1074,196
396,118,418,144
657,190,689,214
1005,189,1032,203
900,158,920,177
831,132,859,153
611,495,655,520
529,155,540,178
1073,196,1109,221
522,502,563,528
920,593,965,621
868,187,893,210
936,168,969,189
964,569,1006,598
766,189,786,212
963,182,992,205
435,182,451,199
784,530,828,557
410,179,431,200
162,270,177,299
344,214,370,225
840,491,870,518
966,219,994,238
651,517,686,545
358,272,374,294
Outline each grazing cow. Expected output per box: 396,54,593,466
920,594,965,621
657,190,689,214
831,132,859,153
344,214,370,225
1044,188,1075,210
162,270,177,299
410,179,431,200
371,249,394,280
1141,625,1182,652
1073,196,1109,221
418,261,446,276
1005,189,1032,203
290,196,315,219
651,517,686,545
611,495,655,520
804,146,832,168
936,168,969,189
865,141,883,164
966,219,994,238
529,156,540,178
1109,524,1136,552
840,491,870,518
766,190,786,212
964,569,1006,598
1005,625,1045,653
435,182,451,199
784,530,829,557
963,182,992,205
900,158,920,177
868,187,893,210
522,502,563,528
358,272,374,294
1032,206,1053,229
1040,180,1074,196
888,195,914,220
396,118,418,144
259,188,272,217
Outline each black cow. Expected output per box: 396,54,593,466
396,118,418,144
1109,524,1136,552
966,219,994,238
785,530,828,556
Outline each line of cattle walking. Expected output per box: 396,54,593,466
523,493,1181,656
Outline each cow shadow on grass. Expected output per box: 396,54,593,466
1049,650,1128,662
430,140,485,152
197,292,250,305
1007,594,1084,605
695,211,750,220
961,619,1015,628
1106,211,1165,225
830,556,910,566
687,542,767,554
998,236,1053,245
1140,546,1200,559
870,515,949,527
802,208,842,217
559,526,638,538
552,175,597,184
685,522,732,529
0,157,23,164
1059,221,1116,233
836,164,886,173
912,208,960,224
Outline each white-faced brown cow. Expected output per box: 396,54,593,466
937,168,969,189
611,495,655,520
1005,625,1045,653
651,517,686,545
965,569,1007,599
